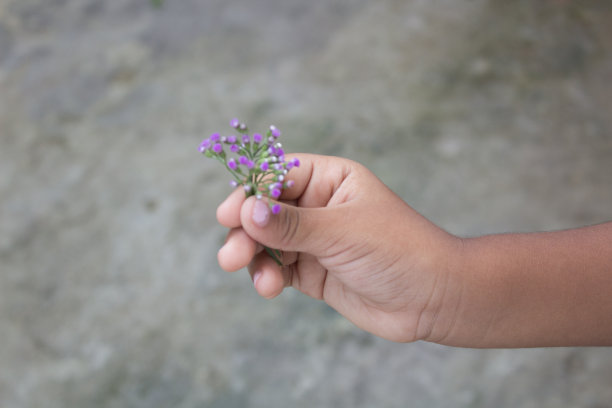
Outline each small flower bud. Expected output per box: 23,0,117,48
271,204,281,214
270,125,281,138
228,158,237,170
212,143,223,154
253,133,262,143
230,118,240,128
199,138,211,152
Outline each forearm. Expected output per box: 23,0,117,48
438,222,612,348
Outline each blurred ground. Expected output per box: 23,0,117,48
1,0,612,407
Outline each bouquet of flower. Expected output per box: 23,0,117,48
199,118,299,264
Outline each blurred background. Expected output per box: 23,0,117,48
1,0,612,407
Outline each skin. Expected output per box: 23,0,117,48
216,154,612,347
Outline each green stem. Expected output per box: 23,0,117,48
264,247,283,266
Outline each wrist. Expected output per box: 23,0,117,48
412,232,471,344
420,235,506,347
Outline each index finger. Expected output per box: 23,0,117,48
280,153,353,208
216,186,247,228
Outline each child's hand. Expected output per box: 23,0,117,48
216,154,463,343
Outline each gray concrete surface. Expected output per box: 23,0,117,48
1,0,612,407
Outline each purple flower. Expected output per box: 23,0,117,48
247,160,255,169
286,180,295,188
213,143,223,154
199,138,211,152
242,134,250,144
230,144,240,153
260,161,269,171
229,180,238,188
227,135,237,144
291,158,300,167
253,133,262,143
239,156,248,165
230,118,240,128
210,133,220,142
270,125,281,138
271,204,281,215
227,158,237,170
271,188,281,198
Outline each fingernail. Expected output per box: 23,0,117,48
252,199,270,227
253,270,262,288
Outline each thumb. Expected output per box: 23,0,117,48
240,196,336,254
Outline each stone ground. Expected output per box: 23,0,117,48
1,0,612,407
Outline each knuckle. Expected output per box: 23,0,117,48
279,208,301,248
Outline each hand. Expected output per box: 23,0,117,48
216,154,463,342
